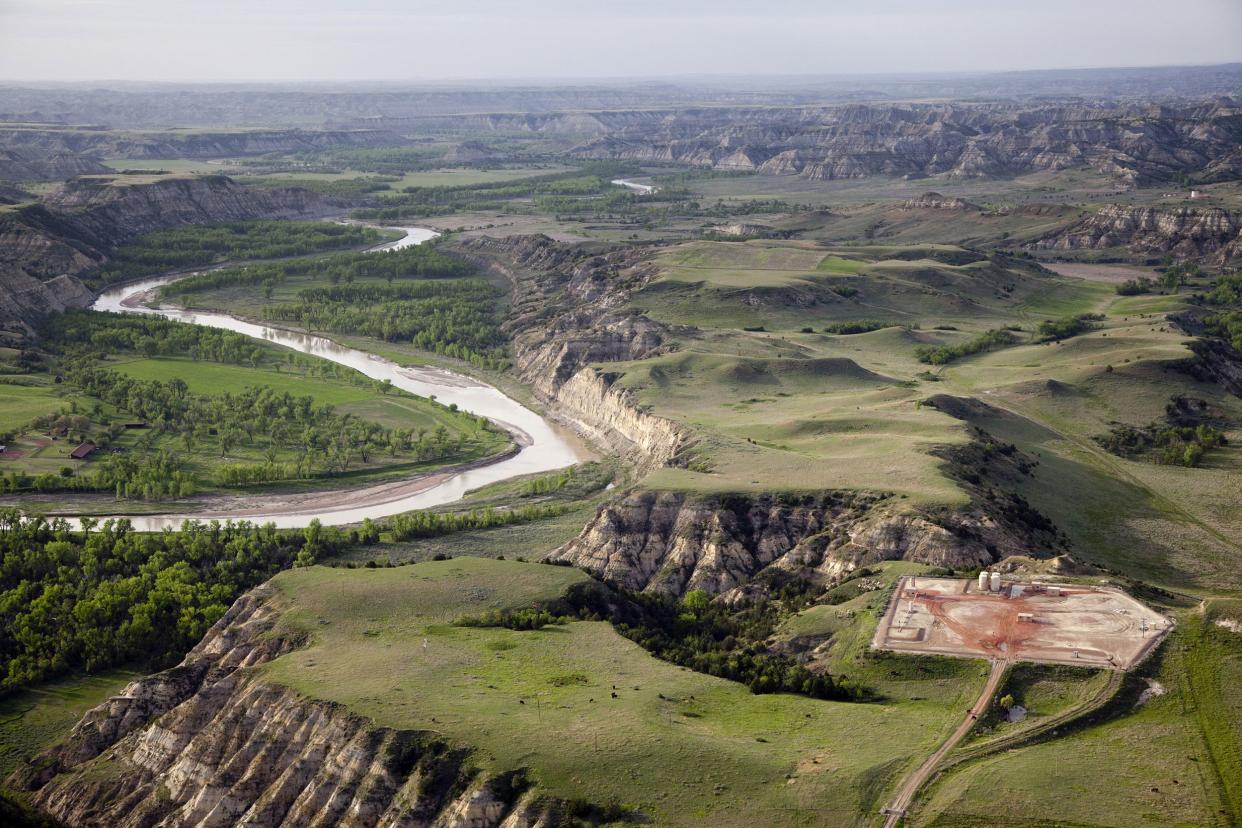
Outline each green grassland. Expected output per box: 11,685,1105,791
0,669,139,780
262,558,988,827
592,238,1242,597
0,351,508,505
913,606,1241,827
103,355,506,488
162,250,514,375
256,556,1241,827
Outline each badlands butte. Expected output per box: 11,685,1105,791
0,68,1241,828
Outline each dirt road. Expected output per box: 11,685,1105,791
881,659,1007,827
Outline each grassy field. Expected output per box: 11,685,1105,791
0,669,139,780
0,351,508,502
262,558,987,827
581,238,1242,596
913,610,1239,827
329,462,619,565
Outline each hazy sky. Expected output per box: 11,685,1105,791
1,0,1239,82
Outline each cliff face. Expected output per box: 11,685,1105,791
0,148,111,181
547,478,1062,599
45,175,336,246
460,235,690,471
901,192,979,211
548,490,889,595
569,101,1242,186
0,175,332,339
11,585,554,828
1030,204,1242,264
459,237,1067,598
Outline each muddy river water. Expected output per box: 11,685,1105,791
79,226,584,530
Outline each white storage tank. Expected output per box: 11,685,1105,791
978,572,990,591
989,572,1002,592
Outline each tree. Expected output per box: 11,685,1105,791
682,590,712,614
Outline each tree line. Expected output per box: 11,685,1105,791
915,328,1017,365
386,503,569,540
160,241,473,298
100,221,383,283
0,511,358,693
459,574,866,702
263,285,507,370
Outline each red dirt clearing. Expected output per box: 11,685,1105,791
872,576,1171,670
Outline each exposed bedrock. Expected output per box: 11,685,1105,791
456,237,1067,599
1029,204,1242,264
459,234,692,471
10,585,565,828
546,481,1061,600
568,100,1242,186
0,175,334,339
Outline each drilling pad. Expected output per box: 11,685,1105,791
872,576,1171,669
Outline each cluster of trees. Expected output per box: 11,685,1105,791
822,320,892,335
100,221,382,282
262,281,507,370
1204,312,1242,350
915,329,1017,365
1037,313,1104,342
1199,271,1242,349
1116,276,1159,296
1096,422,1227,467
44,311,270,366
519,468,575,496
161,242,472,298
1203,271,1241,307
1116,263,1199,296
63,365,477,488
0,511,355,692
456,606,568,631
352,164,631,220
386,503,568,541
465,575,863,702
96,451,195,499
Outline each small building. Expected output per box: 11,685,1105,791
1017,612,1035,623
69,441,96,460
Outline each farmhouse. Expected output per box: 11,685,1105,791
69,441,97,460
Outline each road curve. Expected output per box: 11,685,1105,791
881,659,1007,827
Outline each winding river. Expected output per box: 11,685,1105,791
82,227,584,530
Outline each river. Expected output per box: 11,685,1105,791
80,226,584,530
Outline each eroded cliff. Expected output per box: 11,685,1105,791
459,236,1068,599
0,175,333,339
11,585,566,828
547,467,1064,600
1030,204,1242,264
460,234,690,471
569,101,1242,186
